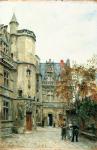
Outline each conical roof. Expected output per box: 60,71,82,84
10,13,19,25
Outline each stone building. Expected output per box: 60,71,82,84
0,13,42,136
40,59,70,127
0,13,73,137
10,13,38,133
0,24,17,137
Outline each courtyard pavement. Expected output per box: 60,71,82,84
0,127,97,150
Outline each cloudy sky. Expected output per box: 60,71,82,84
0,1,97,64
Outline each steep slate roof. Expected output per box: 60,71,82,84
40,59,70,80
39,62,62,80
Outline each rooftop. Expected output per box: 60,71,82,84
17,29,36,41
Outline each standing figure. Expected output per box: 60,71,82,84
67,123,73,140
71,124,79,142
61,122,67,140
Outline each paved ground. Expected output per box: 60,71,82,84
0,127,97,150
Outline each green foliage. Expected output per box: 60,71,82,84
77,98,97,121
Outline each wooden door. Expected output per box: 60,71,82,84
26,113,32,131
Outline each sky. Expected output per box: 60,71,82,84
0,1,97,64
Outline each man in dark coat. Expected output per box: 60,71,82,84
61,123,67,140
71,124,79,142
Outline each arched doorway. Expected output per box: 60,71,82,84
48,114,53,126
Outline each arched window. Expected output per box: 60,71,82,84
26,69,31,76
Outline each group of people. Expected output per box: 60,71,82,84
61,120,79,142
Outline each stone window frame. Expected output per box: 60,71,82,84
2,98,9,120
1,40,8,54
26,68,31,89
18,89,23,97
26,69,31,77
4,69,9,88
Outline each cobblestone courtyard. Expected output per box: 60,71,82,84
0,127,97,150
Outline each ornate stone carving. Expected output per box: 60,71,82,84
26,100,33,112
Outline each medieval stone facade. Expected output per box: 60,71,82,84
40,59,70,127
0,24,17,137
0,14,42,137
0,14,71,137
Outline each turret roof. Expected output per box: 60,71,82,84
10,13,19,25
